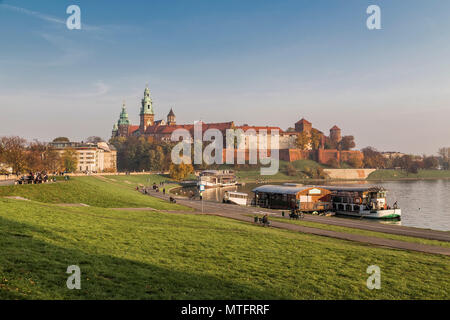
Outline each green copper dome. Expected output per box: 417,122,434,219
118,103,130,125
141,85,154,115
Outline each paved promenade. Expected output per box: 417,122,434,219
145,190,450,256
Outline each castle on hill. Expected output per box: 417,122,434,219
111,85,362,164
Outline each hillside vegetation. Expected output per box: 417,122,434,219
0,176,187,210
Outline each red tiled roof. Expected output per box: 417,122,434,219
330,125,341,130
236,125,284,134
128,125,139,134
295,118,311,125
144,122,235,135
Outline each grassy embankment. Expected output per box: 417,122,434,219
250,214,450,249
0,175,187,210
368,169,450,181
0,175,449,299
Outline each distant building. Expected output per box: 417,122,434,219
50,141,117,173
382,152,406,159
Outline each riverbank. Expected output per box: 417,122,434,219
367,169,450,181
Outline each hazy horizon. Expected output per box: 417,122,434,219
1,0,449,155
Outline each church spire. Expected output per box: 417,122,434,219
141,84,154,115
118,101,130,125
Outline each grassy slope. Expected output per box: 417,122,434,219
0,197,449,300
264,216,450,248
368,169,450,180
99,174,182,191
0,176,188,210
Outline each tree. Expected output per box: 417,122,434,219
362,147,385,168
296,132,311,150
438,147,450,170
26,140,47,172
86,136,104,143
169,162,194,180
326,158,340,168
423,156,439,169
285,163,297,176
347,155,363,168
339,136,356,151
310,130,322,150
0,136,27,174
61,148,78,172
43,148,62,172
324,137,337,150
53,137,70,143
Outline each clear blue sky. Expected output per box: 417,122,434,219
1,0,449,155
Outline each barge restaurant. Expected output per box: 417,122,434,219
252,185,331,211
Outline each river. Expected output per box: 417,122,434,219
178,179,450,231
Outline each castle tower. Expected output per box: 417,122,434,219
167,108,176,126
118,102,130,137
140,85,154,133
112,123,118,138
330,125,342,143
295,118,312,133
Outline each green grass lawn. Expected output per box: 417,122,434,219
1,178,449,299
99,174,182,191
0,196,449,299
368,169,450,180
262,215,450,248
0,176,188,210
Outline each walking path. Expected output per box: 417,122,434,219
143,190,450,256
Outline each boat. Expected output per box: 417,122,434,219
223,191,249,206
324,186,401,219
197,170,237,188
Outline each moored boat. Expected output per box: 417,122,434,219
223,191,249,206
197,170,237,188
324,186,401,219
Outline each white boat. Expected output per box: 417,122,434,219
325,186,401,219
197,170,237,188
223,191,248,206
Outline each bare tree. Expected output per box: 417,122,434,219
0,136,27,174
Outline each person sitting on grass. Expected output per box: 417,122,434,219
262,214,270,227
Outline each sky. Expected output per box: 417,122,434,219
0,0,449,155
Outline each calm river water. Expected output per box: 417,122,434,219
180,180,450,231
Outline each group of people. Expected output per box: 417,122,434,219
254,213,270,227
17,171,50,184
152,182,166,194
138,182,166,195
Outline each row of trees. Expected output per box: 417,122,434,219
0,136,78,175
361,147,449,172
296,132,356,151
110,136,198,180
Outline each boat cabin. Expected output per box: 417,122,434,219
198,170,237,188
223,191,248,206
324,186,390,212
252,185,331,211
